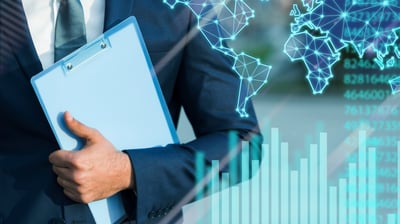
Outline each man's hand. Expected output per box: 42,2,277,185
49,112,134,204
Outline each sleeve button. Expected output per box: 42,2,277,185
156,209,163,218
148,210,157,219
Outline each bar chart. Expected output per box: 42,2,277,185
189,128,400,223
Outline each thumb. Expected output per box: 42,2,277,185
64,111,99,142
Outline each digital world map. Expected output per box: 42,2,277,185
284,0,400,95
163,0,400,116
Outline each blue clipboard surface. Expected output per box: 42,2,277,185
31,17,179,224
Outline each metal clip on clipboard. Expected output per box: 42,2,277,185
62,38,111,73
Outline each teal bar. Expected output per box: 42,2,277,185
231,186,240,224
339,179,347,224
329,186,337,224
388,214,396,224
261,144,270,224
300,159,309,224
241,141,250,224
195,152,205,200
252,160,260,224
358,130,367,224
221,173,230,224
271,128,280,223
281,143,289,224
309,144,318,224
229,131,238,186
367,147,376,224
349,163,357,223
398,142,400,224
290,171,299,224
251,134,262,162
319,132,328,224
206,167,212,224
211,160,220,224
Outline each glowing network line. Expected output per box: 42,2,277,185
163,0,271,117
389,76,400,95
285,0,400,94
284,31,340,94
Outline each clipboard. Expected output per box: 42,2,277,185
31,16,179,224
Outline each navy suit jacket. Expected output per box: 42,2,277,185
0,0,261,223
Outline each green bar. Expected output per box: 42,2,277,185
290,171,299,224
358,131,367,224
211,160,220,224
281,143,289,224
329,187,338,224
195,152,205,200
229,131,238,186
261,144,270,224
241,141,250,224
221,173,230,224
319,133,328,224
271,128,280,223
309,144,318,224
349,163,357,223
339,179,347,224
300,159,309,224
252,160,260,224
368,147,376,224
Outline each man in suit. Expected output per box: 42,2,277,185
0,0,261,223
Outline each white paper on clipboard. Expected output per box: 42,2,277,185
31,16,179,224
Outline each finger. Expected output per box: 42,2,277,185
64,111,99,142
49,150,75,168
53,166,75,182
57,176,79,192
63,186,92,204
63,188,82,203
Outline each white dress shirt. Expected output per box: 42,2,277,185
21,0,105,69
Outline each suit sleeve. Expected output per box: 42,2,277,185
123,12,262,224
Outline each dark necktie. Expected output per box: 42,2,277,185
54,0,87,62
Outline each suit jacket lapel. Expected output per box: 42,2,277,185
103,0,135,31
2,0,42,79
